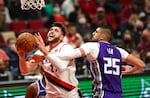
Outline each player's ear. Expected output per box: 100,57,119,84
99,33,107,41
60,35,64,41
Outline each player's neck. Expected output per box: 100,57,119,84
49,41,61,51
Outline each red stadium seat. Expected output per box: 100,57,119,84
119,0,131,7
38,32,48,43
11,20,28,35
28,19,48,32
0,34,6,47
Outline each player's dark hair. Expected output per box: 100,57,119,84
50,22,67,36
99,25,112,42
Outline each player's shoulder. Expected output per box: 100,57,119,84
81,42,99,48
26,82,38,95
25,81,39,98
60,42,73,48
59,42,74,52
28,82,37,90
83,42,98,46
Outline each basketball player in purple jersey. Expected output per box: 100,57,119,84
35,26,145,98
25,70,46,98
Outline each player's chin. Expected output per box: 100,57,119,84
91,38,97,42
47,37,54,42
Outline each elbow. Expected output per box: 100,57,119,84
138,61,145,71
141,63,145,70
20,68,29,75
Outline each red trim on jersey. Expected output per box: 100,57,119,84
43,70,76,91
49,41,61,52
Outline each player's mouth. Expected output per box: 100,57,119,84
48,34,54,38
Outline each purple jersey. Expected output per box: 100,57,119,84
88,42,122,98
36,79,46,97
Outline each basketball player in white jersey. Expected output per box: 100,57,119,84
34,26,145,98
17,22,81,98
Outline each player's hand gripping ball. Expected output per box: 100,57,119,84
15,32,37,53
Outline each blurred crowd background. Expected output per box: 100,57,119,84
0,0,150,81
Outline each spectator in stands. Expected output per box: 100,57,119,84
0,0,5,31
144,0,150,15
92,6,119,34
137,28,150,52
0,48,9,61
5,38,23,80
63,22,83,48
76,11,92,42
119,0,143,23
68,5,81,24
105,0,122,14
91,7,108,31
120,14,144,45
78,0,97,21
0,59,13,81
120,14,139,34
0,48,12,81
45,2,67,27
61,0,75,18
144,16,150,28
63,22,85,75
119,30,136,53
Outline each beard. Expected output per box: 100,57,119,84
47,37,60,44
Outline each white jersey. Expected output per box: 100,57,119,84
80,42,129,62
35,42,79,98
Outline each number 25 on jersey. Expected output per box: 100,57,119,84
103,57,120,75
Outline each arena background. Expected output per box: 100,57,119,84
0,0,150,98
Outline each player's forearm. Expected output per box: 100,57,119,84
55,48,83,60
125,55,145,74
19,55,38,75
45,48,83,71
19,56,28,75
126,67,143,74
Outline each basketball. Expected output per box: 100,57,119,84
16,32,37,53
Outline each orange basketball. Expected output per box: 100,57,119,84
16,32,37,53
